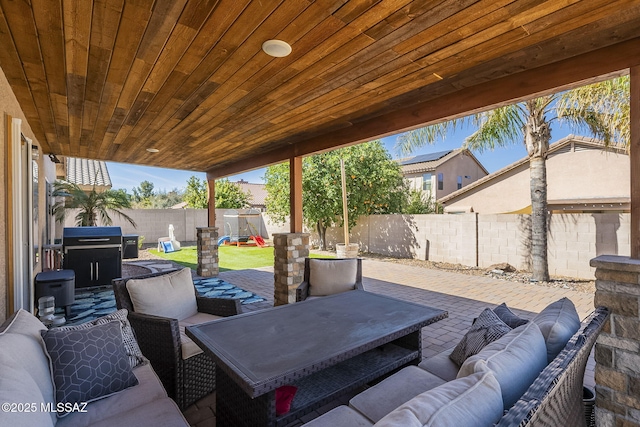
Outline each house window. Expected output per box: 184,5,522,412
437,173,443,191
422,173,432,192
457,176,462,190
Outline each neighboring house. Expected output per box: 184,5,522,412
235,179,267,211
398,149,488,202
58,156,112,193
441,135,629,214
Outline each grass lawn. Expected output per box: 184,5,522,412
149,245,332,272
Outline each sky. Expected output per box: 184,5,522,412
106,123,575,193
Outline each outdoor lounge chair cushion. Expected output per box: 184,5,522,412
493,303,529,329
126,267,198,321
178,312,221,359
532,297,581,363
308,259,358,296
374,371,503,427
56,309,145,368
458,321,547,410
84,397,188,427
41,321,139,417
449,308,512,366
349,365,447,422
0,309,56,427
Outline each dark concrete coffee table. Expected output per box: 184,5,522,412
186,290,447,427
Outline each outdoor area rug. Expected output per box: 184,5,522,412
61,279,266,326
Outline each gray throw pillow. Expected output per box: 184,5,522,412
55,309,145,369
450,308,512,366
494,303,529,329
41,321,138,417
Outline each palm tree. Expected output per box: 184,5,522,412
52,181,137,227
396,76,629,282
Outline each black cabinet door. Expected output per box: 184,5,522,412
92,248,122,286
64,247,121,288
63,249,93,288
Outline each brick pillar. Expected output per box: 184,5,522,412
590,255,640,427
197,227,219,277
273,233,310,306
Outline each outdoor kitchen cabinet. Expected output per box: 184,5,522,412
63,227,123,288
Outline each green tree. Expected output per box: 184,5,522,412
215,179,251,209
405,189,443,214
265,140,407,250
183,176,208,208
150,188,184,208
132,180,155,207
52,181,136,227
396,76,629,282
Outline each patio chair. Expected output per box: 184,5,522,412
296,258,363,302
112,268,241,409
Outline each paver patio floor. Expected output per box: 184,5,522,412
183,259,596,427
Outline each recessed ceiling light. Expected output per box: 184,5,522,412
262,40,292,57
146,148,159,153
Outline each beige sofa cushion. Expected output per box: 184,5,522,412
374,371,503,427
532,297,581,363
418,347,459,381
179,312,221,360
303,405,374,427
349,366,446,422
88,397,189,427
57,363,167,427
308,259,358,296
0,309,55,427
127,268,198,320
458,321,547,410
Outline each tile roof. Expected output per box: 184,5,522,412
399,150,454,166
65,157,112,188
236,181,267,207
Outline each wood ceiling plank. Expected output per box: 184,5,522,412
0,7,51,151
115,0,251,152
92,0,154,156
226,0,620,146
246,6,637,154
155,0,417,155
121,0,289,160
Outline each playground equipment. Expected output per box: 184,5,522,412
220,209,267,248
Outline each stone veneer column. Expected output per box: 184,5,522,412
197,227,219,277
273,233,310,306
590,255,640,427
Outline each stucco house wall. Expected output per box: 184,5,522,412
1,66,53,320
442,137,630,213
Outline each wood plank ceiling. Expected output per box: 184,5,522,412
1,0,640,177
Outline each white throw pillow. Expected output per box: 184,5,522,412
308,259,358,296
374,371,503,427
457,321,547,411
126,268,198,320
532,297,581,363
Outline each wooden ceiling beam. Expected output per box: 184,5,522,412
207,36,640,178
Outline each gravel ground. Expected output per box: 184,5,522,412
132,248,595,294
357,252,595,294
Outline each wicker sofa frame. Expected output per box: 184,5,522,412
112,270,241,409
497,306,610,427
295,257,364,302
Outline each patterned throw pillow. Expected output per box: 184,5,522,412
450,308,512,367
41,321,139,417
493,303,529,329
56,309,145,368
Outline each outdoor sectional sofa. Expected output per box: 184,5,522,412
0,308,189,427
305,299,609,427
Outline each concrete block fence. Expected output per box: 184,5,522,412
65,208,629,279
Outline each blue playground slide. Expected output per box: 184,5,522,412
218,236,230,245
